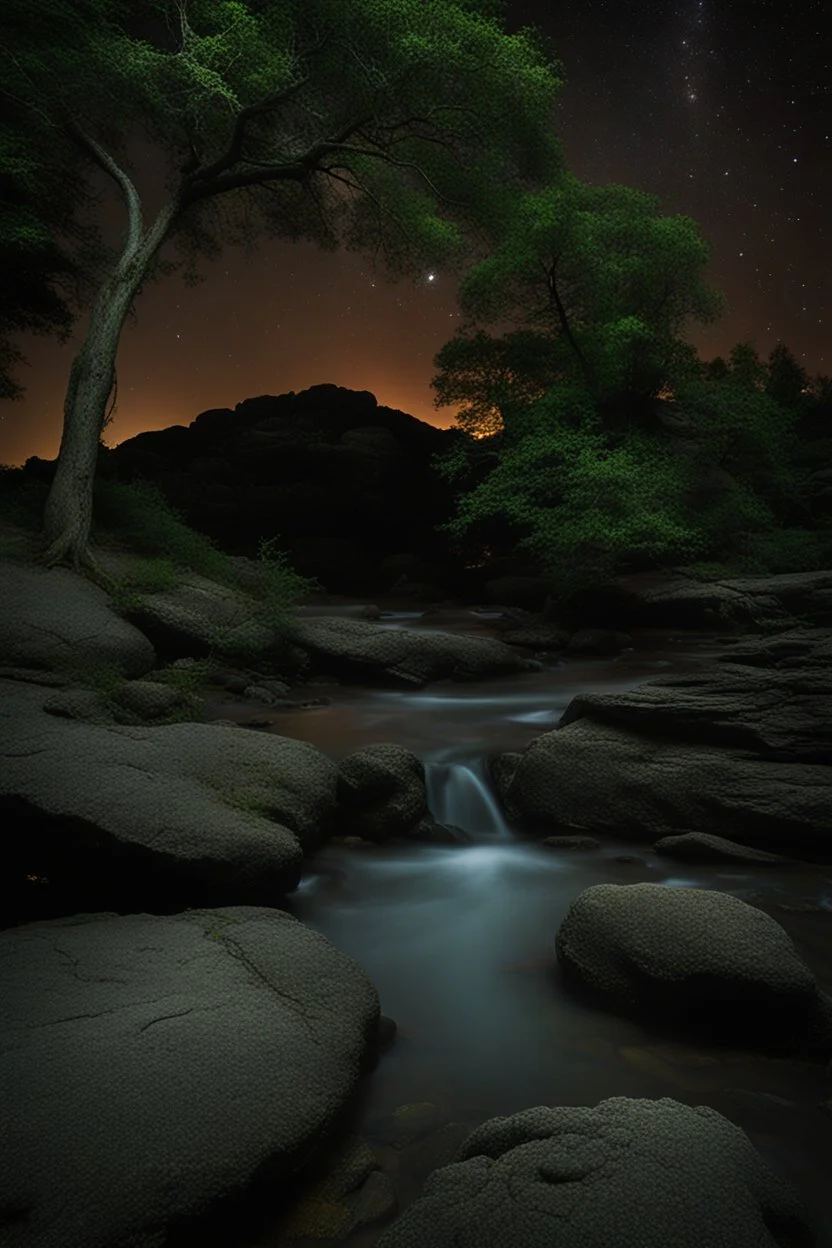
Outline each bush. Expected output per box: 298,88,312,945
92,477,232,581
438,391,705,602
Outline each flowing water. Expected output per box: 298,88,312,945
203,603,832,1246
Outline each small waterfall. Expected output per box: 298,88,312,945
425,758,512,838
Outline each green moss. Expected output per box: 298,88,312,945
152,659,214,694
49,655,127,693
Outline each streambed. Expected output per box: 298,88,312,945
202,604,832,1246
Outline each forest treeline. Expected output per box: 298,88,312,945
1,0,828,605
429,323,832,601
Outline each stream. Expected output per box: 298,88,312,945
203,602,832,1246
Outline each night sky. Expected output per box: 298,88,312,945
0,0,828,467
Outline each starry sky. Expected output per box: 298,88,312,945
0,0,828,467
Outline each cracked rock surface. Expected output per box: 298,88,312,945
374,1097,817,1248
0,906,380,1248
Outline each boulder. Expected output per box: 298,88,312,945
0,557,156,677
288,616,540,687
337,744,428,841
498,625,571,651
494,716,831,857
0,679,338,925
625,569,832,629
404,817,471,845
42,678,197,726
98,562,278,663
494,634,832,858
558,659,832,763
0,906,380,1248
718,626,832,669
374,1097,816,1248
555,883,832,1057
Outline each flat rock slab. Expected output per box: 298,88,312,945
559,660,832,762
0,556,156,676
289,616,539,686
631,569,832,627
718,627,832,669
495,717,832,857
0,679,338,917
0,906,380,1248
375,1096,816,1248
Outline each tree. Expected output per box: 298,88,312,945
724,341,767,391
0,0,568,578
0,1,129,403
670,344,808,538
429,326,568,439
764,341,810,411
431,170,725,438
434,384,705,597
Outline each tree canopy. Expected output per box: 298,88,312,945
1,0,570,318
0,0,129,401
430,170,725,437
0,0,572,570
427,171,831,595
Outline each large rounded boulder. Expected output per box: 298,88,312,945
337,743,428,841
374,1096,817,1248
0,907,380,1248
0,678,338,924
555,882,832,1057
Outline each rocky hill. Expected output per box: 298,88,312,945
24,384,464,594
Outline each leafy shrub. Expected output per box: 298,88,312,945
92,477,231,580
153,659,214,694
438,391,705,600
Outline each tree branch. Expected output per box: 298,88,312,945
186,25,333,185
545,259,599,398
60,118,145,264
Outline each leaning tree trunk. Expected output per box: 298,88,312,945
39,201,182,582
40,289,130,581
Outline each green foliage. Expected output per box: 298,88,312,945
48,655,127,693
439,170,725,421
438,389,704,598
0,0,131,401
153,658,214,693
764,341,811,411
2,0,570,335
731,528,832,576
249,533,320,631
91,476,231,579
117,555,179,592
672,363,806,521
430,327,570,438
1,0,574,566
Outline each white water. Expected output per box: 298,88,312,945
425,756,513,838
